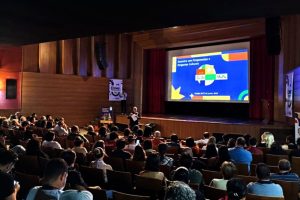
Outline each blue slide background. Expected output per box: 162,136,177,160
171,49,249,101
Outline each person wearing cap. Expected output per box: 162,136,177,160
90,147,112,183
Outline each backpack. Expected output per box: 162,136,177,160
34,187,57,200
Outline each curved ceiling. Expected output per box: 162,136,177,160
0,1,299,45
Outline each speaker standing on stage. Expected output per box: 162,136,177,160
128,106,141,129
120,89,127,114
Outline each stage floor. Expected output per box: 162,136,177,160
116,114,292,141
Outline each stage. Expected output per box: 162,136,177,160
116,114,293,141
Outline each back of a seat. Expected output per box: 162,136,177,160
202,169,222,185
273,179,298,200
246,193,284,200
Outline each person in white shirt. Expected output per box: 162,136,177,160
54,121,69,137
42,131,62,149
72,137,88,156
90,147,112,183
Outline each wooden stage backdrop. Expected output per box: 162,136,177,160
116,114,293,141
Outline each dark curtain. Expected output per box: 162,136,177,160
249,36,275,120
144,49,166,114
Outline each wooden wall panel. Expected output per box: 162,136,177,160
21,72,133,126
39,42,57,73
61,39,75,74
0,47,22,72
22,44,39,72
132,19,265,49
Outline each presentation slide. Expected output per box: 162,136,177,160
167,44,250,103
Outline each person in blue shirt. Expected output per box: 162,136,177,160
270,159,300,183
247,163,284,197
228,137,252,171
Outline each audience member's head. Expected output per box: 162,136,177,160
203,132,210,139
261,132,274,148
185,137,195,148
144,153,160,171
278,159,291,172
270,141,284,153
143,139,152,150
60,150,76,167
74,137,84,147
221,161,237,180
92,140,105,151
249,137,257,147
41,158,68,190
0,149,18,173
204,143,218,159
132,125,139,134
87,125,94,132
227,138,236,148
116,139,126,150
98,126,107,138
123,128,131,137
226,178,247,200
207,136,217,145
133,145,146,161
218,145,231,163
143,125,152,138
172,166,189,183
110,125,119,132
165,181,196,200
93,147,106,160
158,143,168,156
154,130,161,138
170,134,179,143
136,129,144,137
109,131,119,141
26,139,42,156
179,152,193,169
236,137,246,147
256,163,270,180
71,125,79,134
44,131,55,142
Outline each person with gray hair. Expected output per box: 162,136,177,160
270,159,300,183
165,181,196,200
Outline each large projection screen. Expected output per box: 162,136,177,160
167,42,250,103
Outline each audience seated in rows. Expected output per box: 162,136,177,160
186,137,202,157
86,125,98,137
195,132,210,146
26,137,49,159
143,139,154,155
203,143,218,159
167,134,180,149
202,136,217,151
247,163,284,197
152,130,163,151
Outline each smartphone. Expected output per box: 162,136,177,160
136,139,140,145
